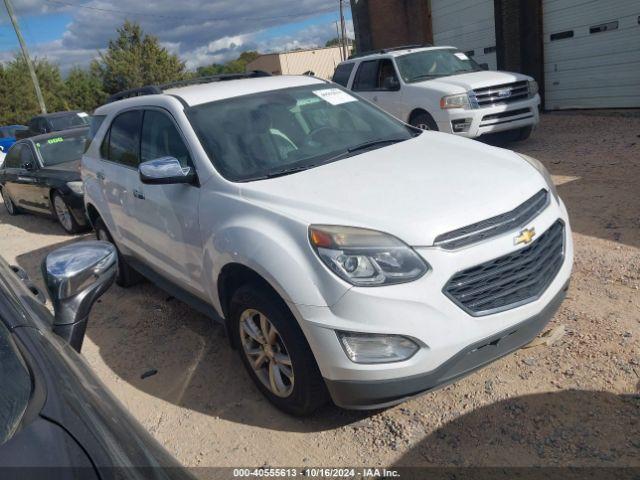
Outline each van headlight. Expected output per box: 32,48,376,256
518,154,559,202
309,225,429,286
440,92,470,109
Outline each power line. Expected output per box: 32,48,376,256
44,0,338,23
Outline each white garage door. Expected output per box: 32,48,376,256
431,0,497,70
543,0,640,109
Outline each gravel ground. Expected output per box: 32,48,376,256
0,110,638,469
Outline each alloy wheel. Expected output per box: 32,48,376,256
54,195,73,231
416,122,431,131
239,309,294,398
3,193,15,214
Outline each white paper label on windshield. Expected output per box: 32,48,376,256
454,52,469,61
313,88,358,105
77,112,89,117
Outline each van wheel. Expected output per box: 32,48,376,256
2,189,20,215
51,192,82,234
410,111,438,131
94,217,142,288
230,284,329,416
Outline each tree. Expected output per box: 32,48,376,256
0,55,67,125
195,50,260,77
325,37,354,47
63,67,106,112
93,21,185,94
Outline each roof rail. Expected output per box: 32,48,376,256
348,43,432,59
105,70,271,103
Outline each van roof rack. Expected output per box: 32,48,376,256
349,43,432,59
106,70,271,103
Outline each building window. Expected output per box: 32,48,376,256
483,46,496,54
589,21,618,34
465,50,475,57
550,30,574,41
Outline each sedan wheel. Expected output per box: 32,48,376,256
2,191,17,215
239,308,294,398
53,194,74,232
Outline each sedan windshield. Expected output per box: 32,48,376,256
36,130,88,166
187,84,416,182
396,48,483,83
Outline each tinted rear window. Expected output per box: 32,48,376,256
48,113,90,131
332,63,355,87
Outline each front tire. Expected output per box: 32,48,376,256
94,217,142,287
51,192,82,234
409,111,438,131
230,284,328,416
1,188,19,216
516,125,533,141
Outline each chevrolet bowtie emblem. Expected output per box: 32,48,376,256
515,227,536,246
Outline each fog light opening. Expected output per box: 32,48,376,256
451,118,472,133
337,331,419,364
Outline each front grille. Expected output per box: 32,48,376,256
434,190,549,250
443,220,565,316
472,80,529,107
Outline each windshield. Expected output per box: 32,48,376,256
396,48,483,83
36,130,89,166
187,84,415,182
49,113,90,131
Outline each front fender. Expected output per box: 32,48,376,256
201,213,351,317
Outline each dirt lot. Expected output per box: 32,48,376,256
1,111,639,470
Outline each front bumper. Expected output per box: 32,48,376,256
325,282,567,409
290,198,573,409
436,94,540,138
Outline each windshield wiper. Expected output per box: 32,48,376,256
241,164,319,181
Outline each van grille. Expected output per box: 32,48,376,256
443,220,565,316
472,80,530,107
434,190,549,250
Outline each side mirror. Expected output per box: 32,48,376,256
382,76,400,91
22,162,34,171
139,157,196,185
479,63,489,70
42,241,117,352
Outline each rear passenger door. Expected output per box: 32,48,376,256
98,110,144,254
132,108,204,296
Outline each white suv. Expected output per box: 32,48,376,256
333,45,540,140
83,73,572,415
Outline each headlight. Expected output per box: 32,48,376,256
518,154,559,202
337,331,419,363
528,79,539,97
440,92,470,109
309,225,429,286
66,181,84,195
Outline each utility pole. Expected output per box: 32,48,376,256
335,21,343,60
339,0,348,59
3,0,47,114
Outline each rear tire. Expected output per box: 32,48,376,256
409,111,438,131
230,284,329,416
93,217,142,288
51,192,82,234
1,188,20,216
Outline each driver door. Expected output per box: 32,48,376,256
130,108,204,297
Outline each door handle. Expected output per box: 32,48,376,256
133,189,145,200
96,171,105,180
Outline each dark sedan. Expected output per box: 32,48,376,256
0,128,89,234
0,241,194,479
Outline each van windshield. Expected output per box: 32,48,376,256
187,85,416,182
396,48,483,83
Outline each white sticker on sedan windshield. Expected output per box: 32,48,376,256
313,88,358,105
454,52,469,60
77,112,89,117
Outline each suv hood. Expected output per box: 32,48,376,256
239,133,547,246
418,70,531,93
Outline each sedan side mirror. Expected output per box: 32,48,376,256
22,162,34,171
139,156,196,185
42,241,117,352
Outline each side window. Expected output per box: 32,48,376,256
86,115,106,153
140,110,191,167
332,63,355,87
352,60,379,91
108,110,143,168
19,145,35,167
3,145,22,168
378,59,399,89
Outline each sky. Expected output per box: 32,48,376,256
0,0,353,72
